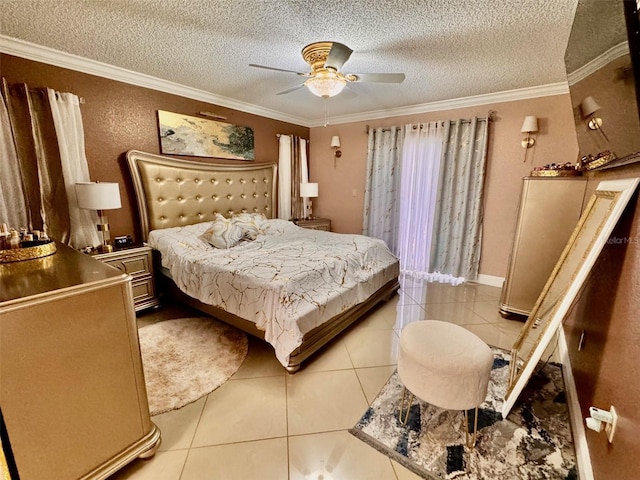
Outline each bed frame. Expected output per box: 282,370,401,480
126,150,399,372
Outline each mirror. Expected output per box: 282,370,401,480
565,0,640,168
502,178,639,417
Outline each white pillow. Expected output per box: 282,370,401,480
201,217,245,249
231,213,267,240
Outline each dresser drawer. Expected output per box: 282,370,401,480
92,245,158,312
101,252,150,277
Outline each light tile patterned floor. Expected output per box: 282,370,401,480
112,276,554,480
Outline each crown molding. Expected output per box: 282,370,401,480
567,41,629,86
2,35,571,129
314,82,570,127
0,35,306,126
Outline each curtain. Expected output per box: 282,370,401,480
430,117,489,283
277,135,308,220
362,126,403,252
48,89,100,248
1,78,99,248
396,122,444,278
0,88,28,228
363,115,490,285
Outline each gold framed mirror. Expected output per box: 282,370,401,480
502,177,639,417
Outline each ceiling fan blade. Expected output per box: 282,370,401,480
249,64,309,76
276,84,305,95
324,42,353,70
349,73,406,83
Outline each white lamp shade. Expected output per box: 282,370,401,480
330,135,341,148
520,116,538,133
76,182,122,210
580,96,601,117
300,182,318,198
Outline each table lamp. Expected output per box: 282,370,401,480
76,182,122,252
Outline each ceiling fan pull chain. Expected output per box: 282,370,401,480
324,98,329,127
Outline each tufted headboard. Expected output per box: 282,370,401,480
126,150,277,242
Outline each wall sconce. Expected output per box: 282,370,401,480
76,181,122,252
300,182,318,219
580,96,609,141
520,116,538,149
331,135,342,167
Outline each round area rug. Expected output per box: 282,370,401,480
138,317,248,416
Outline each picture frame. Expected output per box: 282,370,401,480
157,110,255,160
503,177,640,417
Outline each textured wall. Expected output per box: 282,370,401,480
1,54,309,243
563,162,640,480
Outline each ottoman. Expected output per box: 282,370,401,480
397,320,494,447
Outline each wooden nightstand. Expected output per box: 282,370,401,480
92,245,159,312
294,218,331,231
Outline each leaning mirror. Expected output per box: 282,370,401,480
502,178,639,417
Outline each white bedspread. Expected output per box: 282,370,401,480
148,219,399,366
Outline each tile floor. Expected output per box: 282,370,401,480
112,276,560,480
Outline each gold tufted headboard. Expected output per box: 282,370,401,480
126,150,277,242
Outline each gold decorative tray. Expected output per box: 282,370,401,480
530,169,582,177
0,241,57,263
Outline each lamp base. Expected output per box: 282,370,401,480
96,244,114,253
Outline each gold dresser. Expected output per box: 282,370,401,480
0,243,160,480
500,177,587,318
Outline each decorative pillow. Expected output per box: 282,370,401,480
231,213,267,240
201,217,245,249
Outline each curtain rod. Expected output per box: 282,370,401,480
364,110,496,134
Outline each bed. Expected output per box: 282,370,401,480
126,150,400,372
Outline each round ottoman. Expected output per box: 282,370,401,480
397,320,494,447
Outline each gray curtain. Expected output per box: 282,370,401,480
430,117,489,281
0,86,28,229
362,126,403,252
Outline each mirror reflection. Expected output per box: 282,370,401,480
565,0,640,166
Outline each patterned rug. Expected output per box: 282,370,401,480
350,348,577,479
139,317,248,415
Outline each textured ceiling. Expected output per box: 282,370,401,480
2,0,585,125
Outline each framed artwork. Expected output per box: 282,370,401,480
157,110,255,160
503,177,639,417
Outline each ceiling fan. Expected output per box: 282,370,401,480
249,41,405,98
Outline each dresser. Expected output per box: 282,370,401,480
500,177,587,318
0,243,160,480
294,218,331,231
91,245,159,312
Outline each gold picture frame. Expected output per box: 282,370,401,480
503,177,640,417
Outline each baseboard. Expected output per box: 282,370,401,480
475,274,504,288
558,327,594,480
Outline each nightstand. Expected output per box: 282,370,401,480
92,245,159,312
294,218,331,231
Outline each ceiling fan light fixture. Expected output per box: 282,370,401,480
304,70,347,98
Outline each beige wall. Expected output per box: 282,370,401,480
309,95,579,278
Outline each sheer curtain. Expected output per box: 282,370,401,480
396,122,444,278
430,117,489,283
362,126,403,252
48,89,100,248
277,135,309,220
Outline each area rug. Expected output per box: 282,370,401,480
350,348,577,479
138,317,248,415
